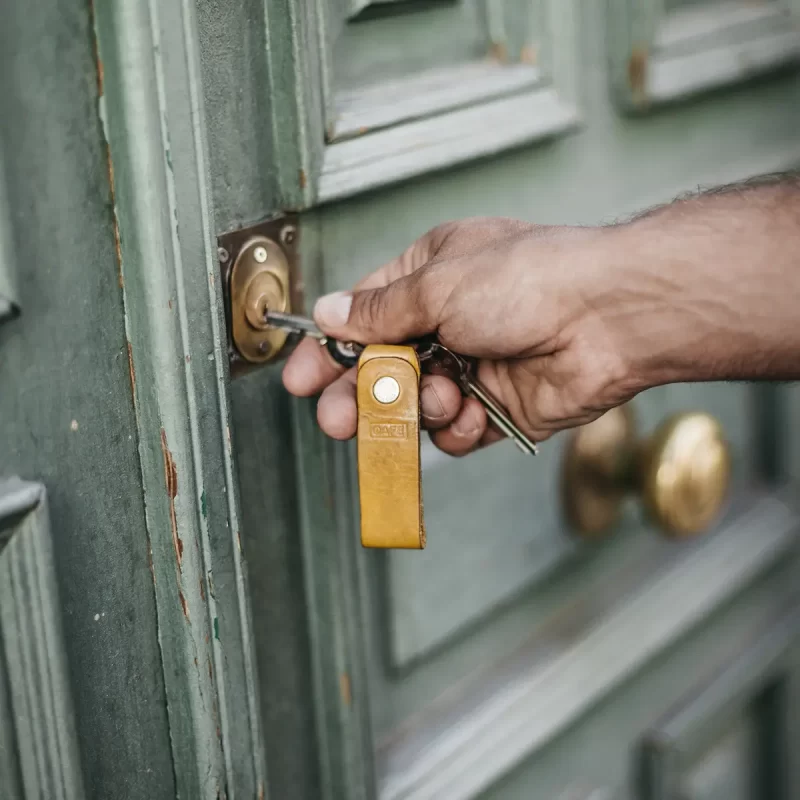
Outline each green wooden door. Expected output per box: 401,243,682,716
2,0,800,798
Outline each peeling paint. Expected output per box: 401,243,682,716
88,0,104,98
126,340,136,400
96,58,104,98
299,168,307,189
207,656,213,682
105,146,124,289
178,589,190,620
488,41,507,63
628,46,648,105
258,784,265,800
213,616,220,641
340,673,352,706
160,428,183,567
520,45,537,65
168,298,173,310
199,576,206,601
236,530,242,554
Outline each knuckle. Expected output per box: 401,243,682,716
413,267,444,320
353,288,387,333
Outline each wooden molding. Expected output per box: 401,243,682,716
377,493,799,800
0,478,85,799
608,0,800,111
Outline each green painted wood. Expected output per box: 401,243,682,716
291,396,376,800
478,555,800,800
230,370,324,800
607,0,800,111
0,631,23,800
218,1,800,797
262,0,328,208
92,0,267,795
294,22,799,770
0,155,18,324
318,0,581,201
639,598,800,799
1,0,787,796
197,0,580,210
0,480,84,800
196,0,280,229
196,0,330,218
0,0,176,794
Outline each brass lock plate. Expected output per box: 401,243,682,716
217,215,303,378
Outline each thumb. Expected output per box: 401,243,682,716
312,270,438,344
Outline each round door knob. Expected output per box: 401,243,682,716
562,405,731,539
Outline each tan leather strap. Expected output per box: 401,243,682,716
356,345,425,549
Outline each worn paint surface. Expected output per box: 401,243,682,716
0,0,175,795
92,0,267,796
160,429,184,568
628,46,649,106
206,0,800,798
3,0,797,798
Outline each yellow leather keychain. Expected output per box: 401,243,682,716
356,345,425,549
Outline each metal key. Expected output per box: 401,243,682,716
265,310,364,367
417,342,538,455
266,312,537,454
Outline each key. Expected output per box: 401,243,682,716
265,310,364,368
266,312,537,454
418,342,539,455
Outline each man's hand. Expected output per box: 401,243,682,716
282,217,644,455
282,179,800,456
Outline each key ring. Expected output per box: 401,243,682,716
324,337,363,368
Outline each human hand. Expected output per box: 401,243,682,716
282,217,650,456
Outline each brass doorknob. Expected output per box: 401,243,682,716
562,405,731,539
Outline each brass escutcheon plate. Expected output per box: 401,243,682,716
230,237,291,363
217,215,302,377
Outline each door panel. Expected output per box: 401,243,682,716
387,382,751,668
257,0,580,205
0,479,84,799
371,493,798,800
282,6,800,797
479,561,800,799
193,0,800,797
639,600,799,800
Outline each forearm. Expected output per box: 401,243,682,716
601,174,800,390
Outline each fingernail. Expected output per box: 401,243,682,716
421,385,446,420
314,291,352,328
452,406,480,438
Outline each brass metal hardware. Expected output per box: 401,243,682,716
563,405,731,539
217,215,302,376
